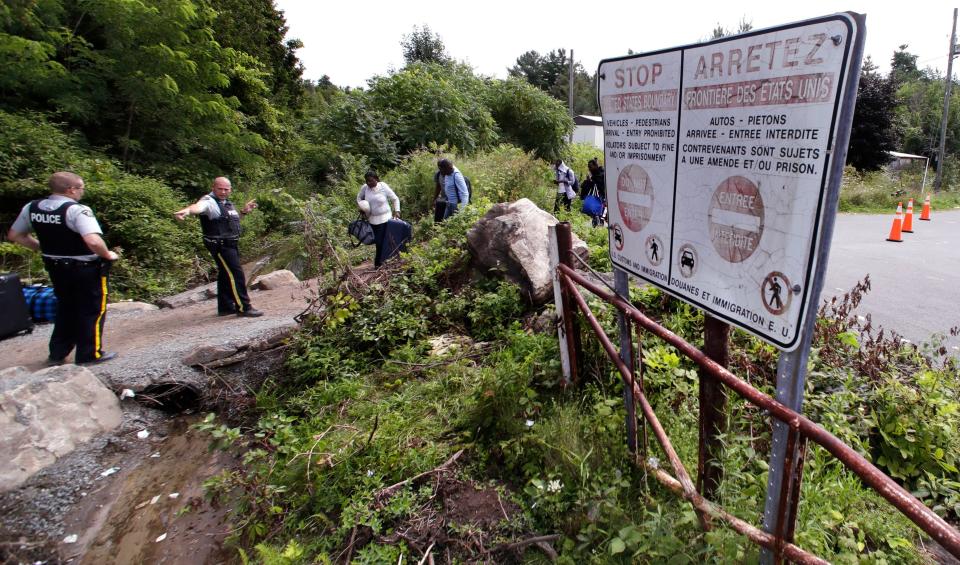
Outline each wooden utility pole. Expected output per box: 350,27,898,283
935,8,958,192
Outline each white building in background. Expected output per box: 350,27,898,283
573,115,603,148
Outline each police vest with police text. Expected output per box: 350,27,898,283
28,200,92,257
199,196,242,239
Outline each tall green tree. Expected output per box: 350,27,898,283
0,0,71,112
0,0,290,190
897,75,960,161
890,45,923,87
366,63,497,155
507,49,597,114
401,25,451,66
208,0,304,110
848,58,902,171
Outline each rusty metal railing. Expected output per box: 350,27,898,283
555,261,960,563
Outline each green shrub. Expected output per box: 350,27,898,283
484,77,573,160
0,111,87,182
0,113,201,298
367,63,498,156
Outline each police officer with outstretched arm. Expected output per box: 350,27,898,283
174,177,263,317
7,171,120,364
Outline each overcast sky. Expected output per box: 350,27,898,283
274,1,956,88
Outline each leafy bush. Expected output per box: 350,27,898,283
484,77,573,160
316,91,399,173
0,111,86,182
367,63,498,156
377,145,555,219
0,111,201,298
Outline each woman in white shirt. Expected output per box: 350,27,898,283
357,170,400,267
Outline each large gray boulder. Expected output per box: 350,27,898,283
156,282,217,309
467,199,589,304
251,269,300,290
0,365,122,492
107,301,159,313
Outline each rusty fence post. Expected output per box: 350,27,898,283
615,268,636,453
698,315,730,500
552,222,581,385
549,225,572,386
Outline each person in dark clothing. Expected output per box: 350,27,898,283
7,171,120,364
580,158,607,226
174,177,263,317
433,159,469,221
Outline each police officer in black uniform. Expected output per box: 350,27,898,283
7,171,120,364
174,177,262,317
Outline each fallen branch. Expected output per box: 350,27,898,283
200,344,291,369
491,534,561,557
375,449,464,504
417,542,436,565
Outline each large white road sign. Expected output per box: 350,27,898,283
600,14,861,350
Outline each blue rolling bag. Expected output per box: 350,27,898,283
23,285,57,322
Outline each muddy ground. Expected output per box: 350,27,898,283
0,281,316,564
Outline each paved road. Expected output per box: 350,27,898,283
823,209,960,353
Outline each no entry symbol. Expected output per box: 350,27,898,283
708,175,765,263
617,164,654,232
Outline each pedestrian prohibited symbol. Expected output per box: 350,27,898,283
708,175,765,263
677,244,698,278
617,164,654,232
645,234,663,266
761,271,791,315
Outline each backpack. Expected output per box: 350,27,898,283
436,171,472,204
568,169,580,195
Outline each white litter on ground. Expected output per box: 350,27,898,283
99,467,119,478
62,534,78,544
137,430,150,439
155,533,167,542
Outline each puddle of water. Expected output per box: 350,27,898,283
60,416,237,564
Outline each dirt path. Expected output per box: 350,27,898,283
0,281,317,375
0,279,319,564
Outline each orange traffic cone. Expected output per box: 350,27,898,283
886,202,904,242
919,194,932,221
902,198,915,233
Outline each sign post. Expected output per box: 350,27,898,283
597,12,865,554
759,16,866,562
600,13,863,350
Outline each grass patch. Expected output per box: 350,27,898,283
839,165,960,213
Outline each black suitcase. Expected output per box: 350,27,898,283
381,219,412,264
0,272,34,339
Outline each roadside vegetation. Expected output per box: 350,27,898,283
197,196,960,563
2,3,960,563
